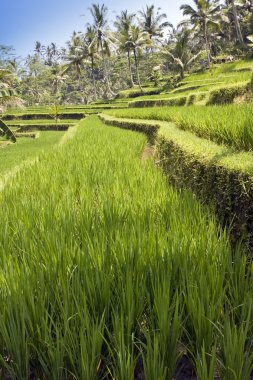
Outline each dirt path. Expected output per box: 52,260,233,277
141,143,155,162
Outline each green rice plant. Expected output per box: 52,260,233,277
0,115,251,378
0,131,65,176
104,104,253,151
142,334,168,380
195,344,217,380
106,313,137,380
220,311,253,380
143,290,183,380
184,268,225,358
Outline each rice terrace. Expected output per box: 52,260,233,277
1,0,253,379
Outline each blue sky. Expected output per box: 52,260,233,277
0,0,193,58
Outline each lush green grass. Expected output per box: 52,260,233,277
100,113,253,174
0,131,64,176
181,59,253,83
0,116,252,379
105,104,253,151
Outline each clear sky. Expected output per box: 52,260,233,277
0,0,193,58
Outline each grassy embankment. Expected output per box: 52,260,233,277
118,59,253,107
0,116,252,379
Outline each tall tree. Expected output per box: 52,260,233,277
138,5,171,42
84,26,101,100
223,0,245,46
126,26,152,90
180,0,221,67
164,26,204,78
88,3,115,96
0,69,22,141
114,10,136,87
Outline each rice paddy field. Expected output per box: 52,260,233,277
0,115,252,379
0,131,65,177
1,59,253,379
105,104,253,151
116,59,253,107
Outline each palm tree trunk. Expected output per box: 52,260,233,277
91,55,97,100
127,49,135,87
231,0,245,46
133,49,142,92
53,81,58,95
204,21,211,69
180,67,184,80
102,54,115,97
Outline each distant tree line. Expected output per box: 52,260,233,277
1,0,253,106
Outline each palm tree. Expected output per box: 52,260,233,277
114,10,136,87
126,26,152,91
51,66,68,95
84,26,101,100
223,0,245,46
88,3,115,96
34,41,44,56
65,27,102,100
180,0,221,68
164,27,204,78
138,5,171,42
63,47,85,88
0,69,21,142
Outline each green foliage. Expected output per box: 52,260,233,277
99,113,253,246
149,68,162,87
0,116,252,379
50,104,61,122
0,120,16,142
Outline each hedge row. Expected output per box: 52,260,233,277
117,88,161,99
15,132,39,139
99,114,160,143
99,114,253,247
3,113,85,121
16,124,72,132
207,82,249,105
129,96,187,108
